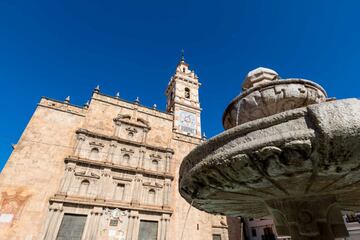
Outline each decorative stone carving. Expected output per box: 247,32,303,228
223,68,327,129
179,68,360,240
75,170,100,179
113,114,151,143
89,141,105,148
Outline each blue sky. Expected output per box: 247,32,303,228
1,0,360,171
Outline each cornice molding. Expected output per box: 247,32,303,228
65,156,174,180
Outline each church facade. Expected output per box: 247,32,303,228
0,57,241,240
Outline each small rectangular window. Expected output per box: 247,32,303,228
252,228,257,237
213,234,221,240
109,219,119,226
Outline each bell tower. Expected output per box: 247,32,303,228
165,51,202,138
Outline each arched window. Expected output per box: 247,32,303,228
148,189,156,204
185,88,190,99
89,147,99,160
123,154,130,163
151,159,159,171
79,180,90,195
182,67,186,73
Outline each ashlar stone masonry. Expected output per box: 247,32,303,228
0,57,241,240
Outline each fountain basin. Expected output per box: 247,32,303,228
222,79,327,129
179,98,360,239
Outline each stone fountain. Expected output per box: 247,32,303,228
179,67,360,240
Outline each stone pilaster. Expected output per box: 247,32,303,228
114,121,121,137
131,174,142,205
126,210,139,240
83,207,103,240
99,168,112,199
165,154,172,173
138,147,146,168
107,140,117,163
43,203,63,240
142,128,149,143
74,133,86,156
160,214,171,240
58,162,76,194
162,179,171,208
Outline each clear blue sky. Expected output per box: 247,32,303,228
1,0,360,171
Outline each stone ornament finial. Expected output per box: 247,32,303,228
115,92,120,99
242,67,279,90
84,100,89,109
180,49,185,62
94,85,100,93
134,97,140,105
64,96,70,104
152,104,157,110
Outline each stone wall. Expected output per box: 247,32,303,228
0,92,237,240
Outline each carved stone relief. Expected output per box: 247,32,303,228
113,114,151,143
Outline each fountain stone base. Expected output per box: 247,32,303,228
266,195,348,240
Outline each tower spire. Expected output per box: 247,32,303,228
180,49,185,62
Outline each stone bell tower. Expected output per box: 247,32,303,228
165,51,202,138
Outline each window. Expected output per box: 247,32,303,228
148,189,156,204
185,88,190,99
79,180,90,195
213,234,221,240
182,67,185,72
262,227,276,240
89,147,99,160
115,183,125,200
110,219,119,226
252,228,257,237
56,214,87,240
346,213,360,223
138,220,158,240
123,154,130,163
263,227,274,235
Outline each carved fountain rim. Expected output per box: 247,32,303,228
222,78,327,128
180,106,309,186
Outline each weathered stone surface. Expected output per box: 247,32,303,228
179,68,360,240
242,67,279,90
223,77,327,129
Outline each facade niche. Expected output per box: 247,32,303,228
148,189,156,204
89,147,99,160
79,179,90,196
151,159,159,172
114,183,125,201
123,154,130,163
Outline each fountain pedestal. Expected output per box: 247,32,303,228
266,195,347,240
